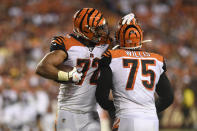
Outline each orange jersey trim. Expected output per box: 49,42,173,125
149,53,164,63
109,49,164,63
62,35,86,50
112,118,120,129
54,110,58,131
61,34,110,50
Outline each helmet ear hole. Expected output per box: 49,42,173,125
83,25,90,34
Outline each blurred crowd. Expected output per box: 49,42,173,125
0,0,197,130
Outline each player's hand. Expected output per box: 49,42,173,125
112,118,120,130
121,13,135,25
69,67,83,83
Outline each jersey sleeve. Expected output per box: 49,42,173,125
98,50,112,68
96,62,116,120
50,36,67,53
155,72,174,113
162,58,167,72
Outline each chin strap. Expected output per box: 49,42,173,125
112,45,120,50
120,45,142,50
141,39,152,43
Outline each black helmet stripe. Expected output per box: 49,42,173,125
74,9,83,24
123,25,141,47
79,9,89,32
87,9,96,27
92,11,99,27
96,14,103,26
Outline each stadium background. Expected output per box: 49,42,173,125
0,0,197,131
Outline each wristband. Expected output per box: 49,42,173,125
58,71,69,81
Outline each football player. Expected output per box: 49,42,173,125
96,14,174,131
36,8,111,131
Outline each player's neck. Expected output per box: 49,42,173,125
71,33,96,47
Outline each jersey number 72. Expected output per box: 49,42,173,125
76,58,99,85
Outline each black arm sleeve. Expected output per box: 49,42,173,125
96,52,115,120
155,72,174,113
96,66,116,120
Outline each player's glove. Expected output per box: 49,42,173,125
69,67,83,83
107,102,116,123
121,13,135,25
112,118,120,131
57,67,83,83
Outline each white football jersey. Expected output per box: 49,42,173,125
108,49,166,118
50,34,110,113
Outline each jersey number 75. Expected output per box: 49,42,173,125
123,59,156,91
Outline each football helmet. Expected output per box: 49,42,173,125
115,18,143,50
73,8,109,43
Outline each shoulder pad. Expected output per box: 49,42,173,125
99,50,112,68
102,50,112,58
50,36,67,52
163,58,167,72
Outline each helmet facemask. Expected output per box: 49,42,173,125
91,22,109,43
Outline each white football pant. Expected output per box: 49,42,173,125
113,115,159,131
56,110,100,131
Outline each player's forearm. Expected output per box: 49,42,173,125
96,66,116,120
155,95,173,113
96,87,116,120
155,72,174,113
36,62,58,80
36,50,67,80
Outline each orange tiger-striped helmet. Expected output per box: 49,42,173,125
115,19,143,49
73,8,108,43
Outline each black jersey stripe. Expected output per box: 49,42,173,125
53,37,62,44
56,36,64,45
59,36,65,42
